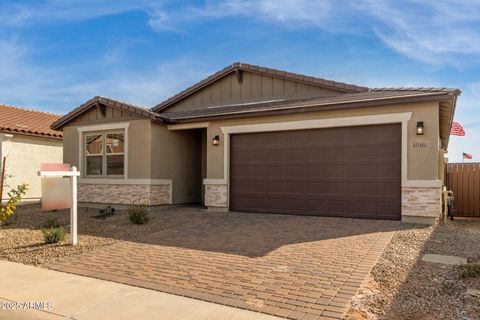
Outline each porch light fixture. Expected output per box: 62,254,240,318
416,121,424,135
212,135,220,146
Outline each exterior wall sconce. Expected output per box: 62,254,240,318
212,135,220,146
416,121,424,135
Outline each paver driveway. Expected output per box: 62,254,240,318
48,210,399,320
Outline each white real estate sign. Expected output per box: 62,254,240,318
38,164,80,245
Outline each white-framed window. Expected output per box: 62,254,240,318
85,131,125,177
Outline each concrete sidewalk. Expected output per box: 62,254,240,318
0,260,282,320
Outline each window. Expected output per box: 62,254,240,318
106,133,124,175
85,134,103,175
85,132,125,176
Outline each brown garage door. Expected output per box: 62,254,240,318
230,124,401,220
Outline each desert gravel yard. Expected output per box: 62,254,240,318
348,218,480,320
0,204,188,265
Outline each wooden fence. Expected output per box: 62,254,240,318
446,163,480,217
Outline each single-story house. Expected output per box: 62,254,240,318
0,104,63,202
51,62,460,224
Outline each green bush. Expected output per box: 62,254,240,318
128,205,150,225
42,227,66,244
43,216,60,229
93,205,116,220
458,263,480,279
0,184,28,225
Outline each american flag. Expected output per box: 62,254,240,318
463,152,473,160
451,121,465,136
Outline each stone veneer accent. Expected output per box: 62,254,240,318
204,184,228,207
78,183,171,205
402,186,442,218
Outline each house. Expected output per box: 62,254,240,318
0,104,63,202
51,63,460,224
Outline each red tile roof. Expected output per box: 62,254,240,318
0,104,63,139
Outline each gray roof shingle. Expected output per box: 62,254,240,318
51,96,160,130
159,89,459,122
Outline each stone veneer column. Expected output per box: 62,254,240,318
204,184,228,209
78,183,171,205
401,186,442,224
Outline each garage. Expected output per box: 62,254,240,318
230,124,401,220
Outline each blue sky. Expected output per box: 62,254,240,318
0,0,478,162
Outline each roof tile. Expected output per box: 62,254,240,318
159,89,457,122
0,104,63,138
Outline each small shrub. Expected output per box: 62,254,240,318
42,227,66,244
128,204,150,225
43,216,60,229
93,205,116,220
0,184,28,225
458,263,480,279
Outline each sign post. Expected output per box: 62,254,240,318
38,165,80,245
71,166,78,244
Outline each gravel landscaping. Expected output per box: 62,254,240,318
0,204,188,266
347,219,480,320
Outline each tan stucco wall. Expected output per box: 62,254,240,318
62,126,79,169
62,110,203,204
150,124,203,204
438,149,446,183
1,133,63,201
63,118,152,179
204,101,440,181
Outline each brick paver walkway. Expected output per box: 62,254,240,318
48,211,398,320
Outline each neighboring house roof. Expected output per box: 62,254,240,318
152,62,369,112
0,104,63,139
51,96,161,130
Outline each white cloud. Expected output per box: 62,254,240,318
144,0,480,66
0,0,149,26
2,1,478,66
357,0,480,65
147,0,366,33
196,0,332,26
0,34,210,113
0,4,32,26
0,37,26,74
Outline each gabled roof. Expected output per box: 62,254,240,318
0,104,63,139
152,62,369,112
159,89,459,122
371,87,461,94
159,87,460,149
50,63,461,149
51,96,161,130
